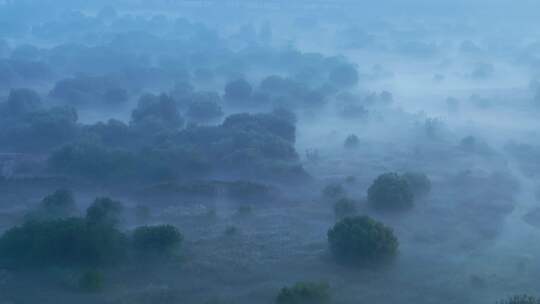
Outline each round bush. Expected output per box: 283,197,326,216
327,216,398,263
367,172,414,211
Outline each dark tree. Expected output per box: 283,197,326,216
83,119,133,147
327,216,398,263
131,93,184,134
367,172,414,211
49,142,136,181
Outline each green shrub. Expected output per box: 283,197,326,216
276,281,330,304
402,171,431,197
333,198,357,219
0,218,128,268
497,295,540,304
78,270,104,293
367,172,414,211
327,216,398,264
132,225,183,257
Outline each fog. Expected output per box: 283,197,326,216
0,1,539,303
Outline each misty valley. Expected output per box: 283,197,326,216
0,1,540,303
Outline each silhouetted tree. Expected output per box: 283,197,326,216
368,172,414,211
328,216,398,263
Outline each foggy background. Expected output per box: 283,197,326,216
0,0,539,303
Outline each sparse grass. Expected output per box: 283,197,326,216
497,295,540,304
276,281,330,304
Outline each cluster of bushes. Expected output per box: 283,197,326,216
0,89,79,151
49,75,129,108
48,110,308,184
0,192,183,269
130,93,184,136
0,217,127,268
0,86,313,183
321,172,432,265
